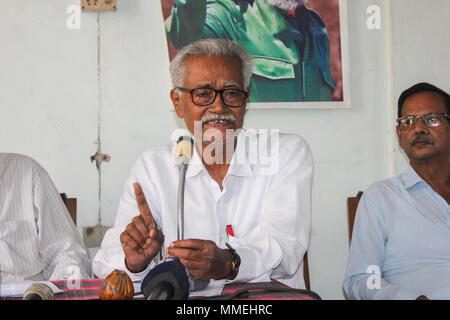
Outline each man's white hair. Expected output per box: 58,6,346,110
169,39,254,90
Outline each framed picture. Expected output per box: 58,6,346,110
161,0,350,109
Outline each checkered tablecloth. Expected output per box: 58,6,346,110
49,279,319,300
4,279,320,300
52,279,102,300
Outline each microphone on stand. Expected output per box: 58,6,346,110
175,136,194,165
23,283,54,300
175,136,209,292
140,257,189,300
175,136,194,241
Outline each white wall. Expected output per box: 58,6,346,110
0,0,100,231
391,0,450,174
0,0,448,299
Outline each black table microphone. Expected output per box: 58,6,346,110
141,257,189,300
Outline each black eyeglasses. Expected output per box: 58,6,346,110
175,86,248,108
396,112,449,130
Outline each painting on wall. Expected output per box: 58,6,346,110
160,0,350,109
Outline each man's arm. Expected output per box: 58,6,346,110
34,168,91,280
92,156,164,281
165,0,235,49
165,0,207,49
343,192,424,300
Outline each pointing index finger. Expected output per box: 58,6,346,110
133,182,155,227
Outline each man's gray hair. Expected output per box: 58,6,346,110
169,39,254,90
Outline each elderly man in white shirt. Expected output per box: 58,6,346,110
0,153,91,281
93,39,314,291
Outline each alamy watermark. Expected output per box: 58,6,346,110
171,122,280,175
66,265,81,290
366,265,381,290
66,5,81,30
366,5,381,30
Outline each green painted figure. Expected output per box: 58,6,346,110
165,0,336,102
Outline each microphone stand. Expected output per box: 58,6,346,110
177,139,209,292
177,163,187,241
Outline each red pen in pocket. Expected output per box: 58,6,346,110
226,224,235,237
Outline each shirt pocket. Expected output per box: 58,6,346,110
252,56,295,80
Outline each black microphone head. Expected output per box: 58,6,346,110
177,136,194,145
141,257,189,300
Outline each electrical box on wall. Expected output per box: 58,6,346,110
81,0,117,12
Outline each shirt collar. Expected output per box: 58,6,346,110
180,129,254,179
185,141,204,178
402,165,426,189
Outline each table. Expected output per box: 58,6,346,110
47,279,320,300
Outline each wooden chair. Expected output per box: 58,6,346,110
60,193,77,225
303,252,310,291
347,191,363,244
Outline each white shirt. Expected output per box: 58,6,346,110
93,130,313,289
0,153,91,281
344,166,450,300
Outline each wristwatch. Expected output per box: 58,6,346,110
225,243,241,280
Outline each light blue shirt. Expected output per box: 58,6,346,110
344,166,450,300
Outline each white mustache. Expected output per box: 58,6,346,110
201,114,236,123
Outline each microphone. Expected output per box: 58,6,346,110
140,257,189,300
174,136,210,292
176,136,193,241
23,283,54,300
175,135,194,165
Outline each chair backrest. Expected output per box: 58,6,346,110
347,191,363,244
60,193,77,225
303,252,310,291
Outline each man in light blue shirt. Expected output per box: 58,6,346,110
344,82,450,300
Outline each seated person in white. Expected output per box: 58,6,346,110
344,83,450,300
93,39,314,291
0,153,91,281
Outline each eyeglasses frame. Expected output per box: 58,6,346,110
396,112,449,130
175,86,248,108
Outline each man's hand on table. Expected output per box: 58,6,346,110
167,239,232,280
